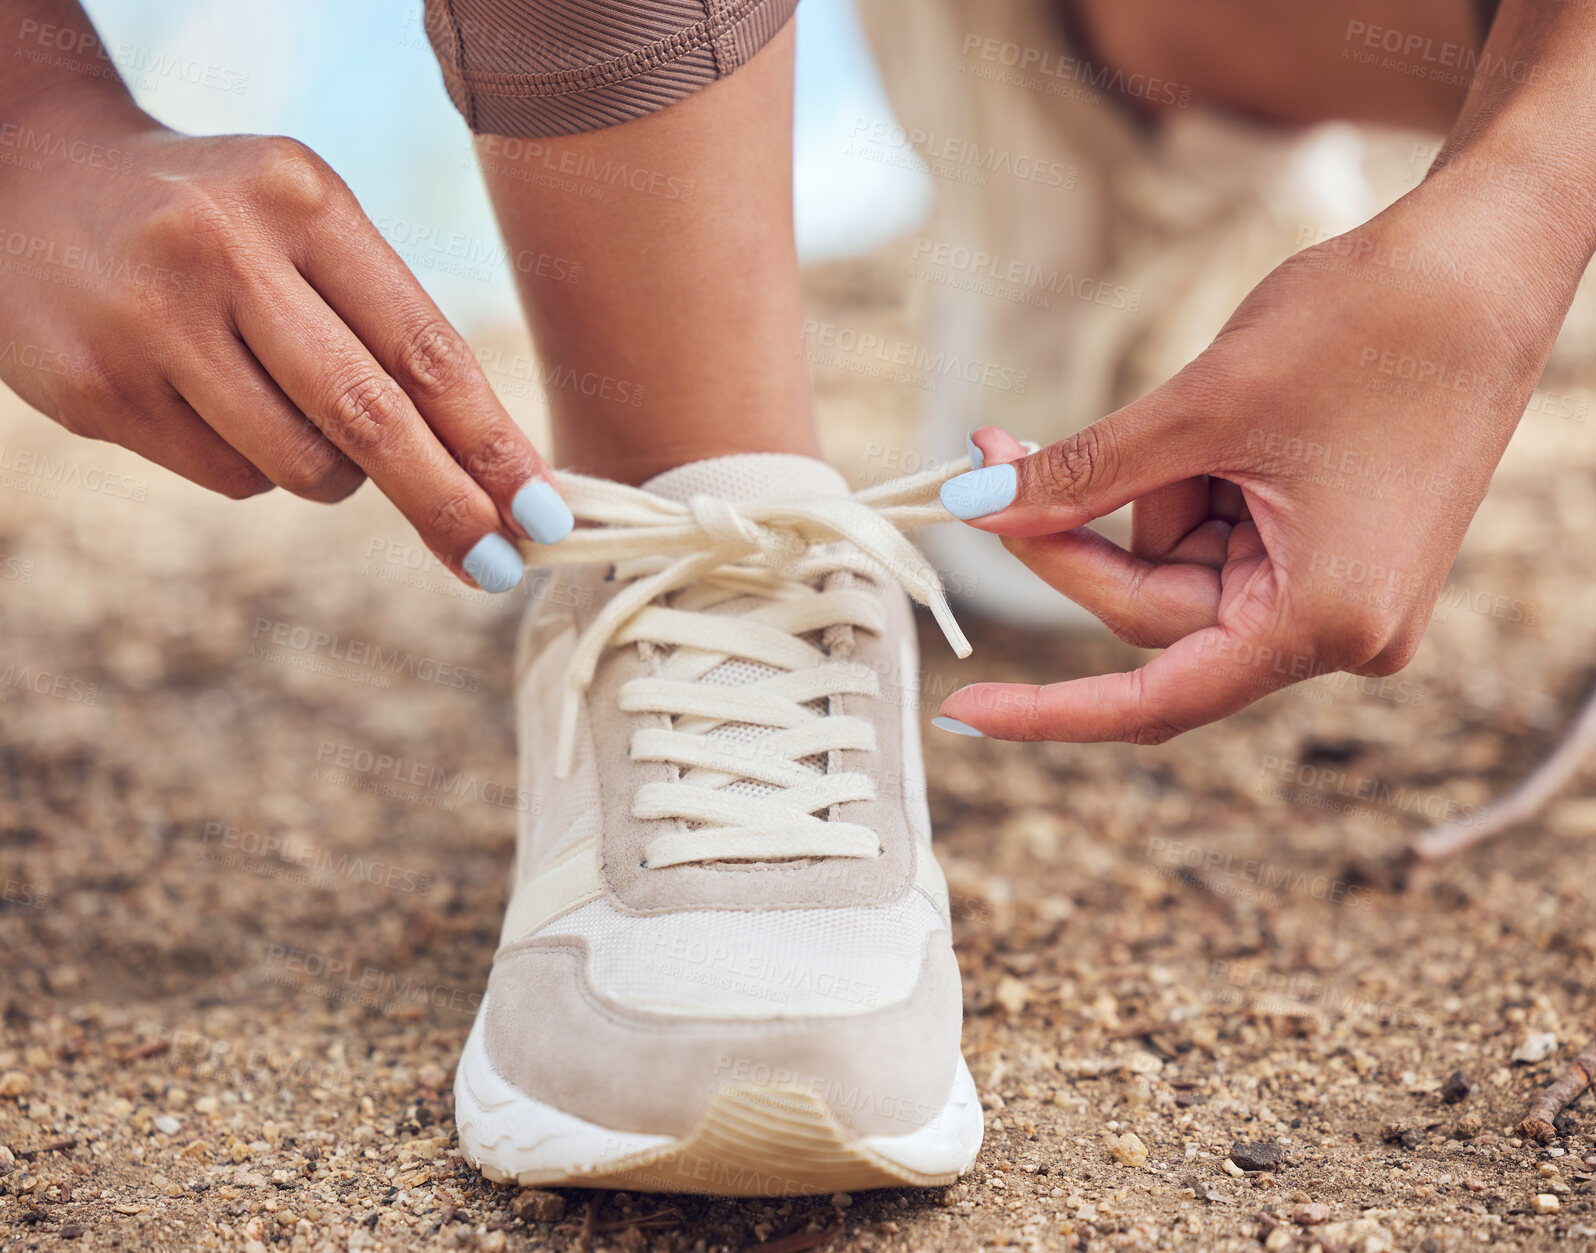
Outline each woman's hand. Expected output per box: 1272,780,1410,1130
0,89,570,591
934,183,1580,742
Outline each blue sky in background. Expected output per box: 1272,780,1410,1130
82,0,931,334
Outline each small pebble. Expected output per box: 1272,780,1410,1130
153,1116,181,1136
1229,1141,1286,1172
1441,1070,1476,1104
831,1191,853,1208
1265,1225,1293,1251
1530,1194,1560,1214
1222,1158,1245,1178
994,976,1029,1016
1111,1132,1148,1168
0,1071,30,1098
1512,1034,1558,1064
510,1189,565,1223
1293,1202,1330,1226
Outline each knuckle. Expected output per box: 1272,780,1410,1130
1356,628,1422,677
57,357,120,416
273,437,352,498
425,483,489,543
247,135,341,217
215,464,274,501
461,425,534,485
1041,423,1115,511
324,372,407,451
146,183,240,257
1320,608,1399,671
1129,721,1182,747
392,320,473,401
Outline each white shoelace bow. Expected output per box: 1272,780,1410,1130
520,458,975,867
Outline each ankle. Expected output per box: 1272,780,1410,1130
553,418,823,486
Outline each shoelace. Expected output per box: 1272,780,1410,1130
520,457,975,867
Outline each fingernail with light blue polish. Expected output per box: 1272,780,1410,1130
512,478,574,544
940,463,1016,520
965,431,984,469
932,716,984,738
463,533,524,594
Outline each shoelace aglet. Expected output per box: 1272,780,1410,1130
928,594,972,660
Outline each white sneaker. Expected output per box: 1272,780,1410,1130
452,453,984,1196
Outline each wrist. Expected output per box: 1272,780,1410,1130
1423,96,1596,270
0,79,157,196
1379,154,1594,331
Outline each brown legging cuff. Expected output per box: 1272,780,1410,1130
424,0,799,137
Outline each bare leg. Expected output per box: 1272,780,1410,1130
1075,0,1481,130
477,25,813,485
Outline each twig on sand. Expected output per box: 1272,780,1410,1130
1520,1039,1596,1144
1410,685,1596,862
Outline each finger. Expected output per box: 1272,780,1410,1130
1131,478,1210,560
1004,528,1220,648
233,268,528,592
967,425,1026,468
170,338,365,504
113,388,274,500
301,218,572,545
936,620,1300,744
1210,476,1248,524
940,384,1218,534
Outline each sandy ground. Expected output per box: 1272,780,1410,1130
2,255,1596,1253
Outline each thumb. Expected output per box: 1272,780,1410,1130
940,385,1215,536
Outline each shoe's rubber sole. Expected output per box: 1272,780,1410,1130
452,1010,984,1196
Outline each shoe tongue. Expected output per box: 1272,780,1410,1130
641,453,849,504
